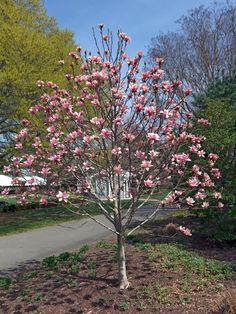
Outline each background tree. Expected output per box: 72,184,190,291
192,77,236,240
0,0,76,160
147,1,236,94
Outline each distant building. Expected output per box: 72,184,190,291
93,172,130,199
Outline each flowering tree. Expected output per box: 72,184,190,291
4,26,223,289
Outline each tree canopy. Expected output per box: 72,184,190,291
0,0,76,157
147,2,236,94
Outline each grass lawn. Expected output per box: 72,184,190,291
0,216,235,313
0,197,137,237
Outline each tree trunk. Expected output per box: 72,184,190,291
117,233,129,289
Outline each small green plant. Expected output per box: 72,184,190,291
42,255,59,271
69,252,85,264
70,265,79,274
126,234,144,244
120,301,130,311
206,260,232,280
58,252,71,262
88,269,97,279
67,279,77,287
96,240,112,249
79,244,90,254
0,277,12,289
88,259,96,270
44,271,53,280
21,291,32,304
135,243,153,251
88,259,97,278
137,302,146,311
153,283,173,304
34,293,45,301
22,271,37,281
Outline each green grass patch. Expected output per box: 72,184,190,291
0,199,112,236
135,243,233,308
0,277,12,290
149,243,232,280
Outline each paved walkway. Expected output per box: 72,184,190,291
0,215,113,272
0,205,176,272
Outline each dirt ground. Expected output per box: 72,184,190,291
0,214,236,314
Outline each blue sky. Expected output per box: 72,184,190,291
44,0,219,57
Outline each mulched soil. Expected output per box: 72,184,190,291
0,214,236,314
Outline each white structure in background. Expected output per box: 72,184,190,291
0,175,13,187
0,175,45,187
93,172,130,199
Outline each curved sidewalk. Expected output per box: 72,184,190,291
0,215,112,272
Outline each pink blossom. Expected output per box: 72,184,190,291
113,165,123,174
198,118,211,126
197,150,205,158
101,129,111,139
119,32,131,42
15,143,23,149
192,165,201,175
67,165,77,172
20,119,31,127
69,51,79,60
195,190,206,200
58,60,65,65
202,202,209,209
189,145,198,153
36,80,45,88
164,194,175,204
174,190,183,196
50,138,59,146
218,202,224,209
211,168,221,179
68,131,78,140
56,191,69,202
90,117,105,126
123,133,135,142
113,117,122,125
203,172,214,187
144,179,155,188
179,226,192,236
145,106,156,116
41,167,51,176
3,165,11,173
208,153,219,161
140,84,149,92
213,192,222,199
1,188,10,195
183,88,192,96
149,150,159,159
161,81,173,92
83,135,92,145
83,161,93,171
41,197,48,205
186,197,195,206
147,133,160,142
172,153,191,165
112,147,122,155
141,160,153,171
135,103,143,112
135,150,145,158
188,176,200,187
156,57,164,64
24,155,35,167
74,147,82,157
17,129,28,140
